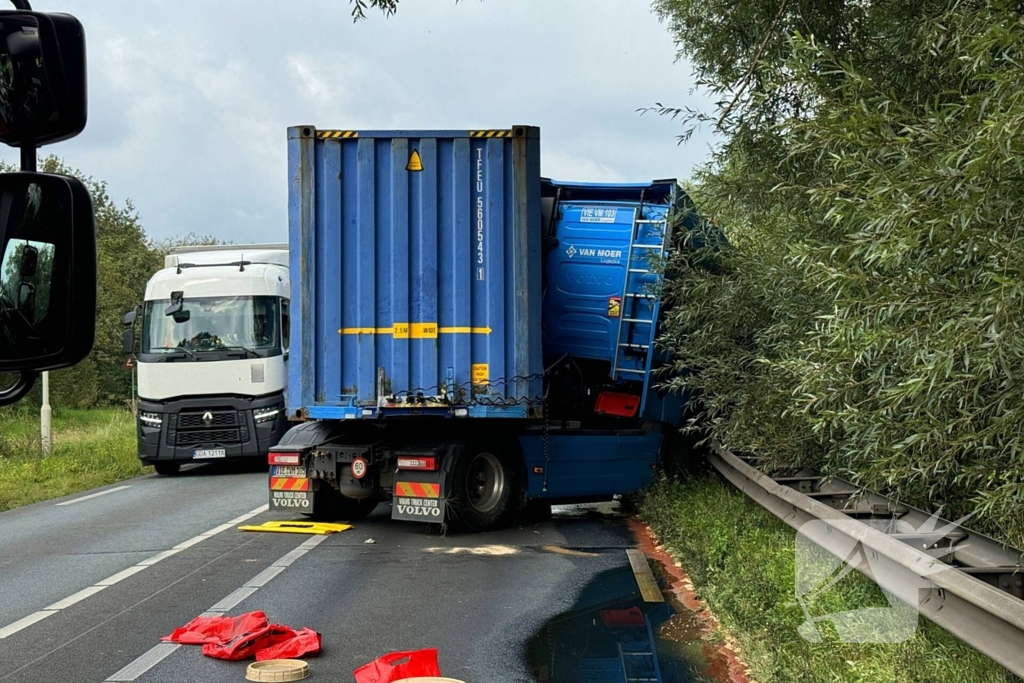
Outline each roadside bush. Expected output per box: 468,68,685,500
655,1,1024,545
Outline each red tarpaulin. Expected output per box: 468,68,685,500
353,648,441,683
600,606,646,628
162,612,321,662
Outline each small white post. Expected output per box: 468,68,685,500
41,370,52,455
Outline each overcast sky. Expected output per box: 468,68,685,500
3,0,716,244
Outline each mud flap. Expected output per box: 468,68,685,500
391,474,445,523
269,477,314,512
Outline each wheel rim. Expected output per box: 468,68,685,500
465,452,506,514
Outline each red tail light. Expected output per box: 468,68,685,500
397,456,438,471
269,452,301,465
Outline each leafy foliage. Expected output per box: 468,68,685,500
656,1,1024,545
0,157,221,407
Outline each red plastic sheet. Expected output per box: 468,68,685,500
600,606,646,628
353,648,441,683
162,612,321,662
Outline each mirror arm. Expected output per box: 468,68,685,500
20,144,35,172
9,1,31,9
0,370,37,407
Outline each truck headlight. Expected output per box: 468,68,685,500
139,411,162,427
254,406,282,424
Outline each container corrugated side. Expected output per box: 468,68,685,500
287,126,543,420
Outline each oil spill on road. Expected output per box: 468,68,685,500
526,563,725,682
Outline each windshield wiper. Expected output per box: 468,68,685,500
214,345,259,359
150,346,199,360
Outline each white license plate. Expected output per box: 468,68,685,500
193,448,226,459
272,466,306,477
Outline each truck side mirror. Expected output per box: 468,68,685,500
121,327,133,355
0,173,96,389
121,306,137,354
0,10,87,146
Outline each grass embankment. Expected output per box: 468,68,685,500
640,475,1013,683
0,407,149,511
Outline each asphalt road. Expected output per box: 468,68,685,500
0,464,646,682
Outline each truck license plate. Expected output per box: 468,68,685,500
193,448,226,459
272,466,306,477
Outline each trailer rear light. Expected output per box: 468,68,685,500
268,452,301,465
397,456,438,471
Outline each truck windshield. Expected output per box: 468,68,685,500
141,296,281,356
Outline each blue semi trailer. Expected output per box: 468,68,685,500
268,125,690,530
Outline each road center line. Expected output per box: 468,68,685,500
104,534,329,682
0,611,56,639
0,503,269,640
55,485,132,506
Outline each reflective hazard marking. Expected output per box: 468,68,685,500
410,322,437,339
270,477,310,492
340,325,490,336
317,130,358,139
395,482,441,498
472,363,489,385
469,130,512,138
407,150,423,172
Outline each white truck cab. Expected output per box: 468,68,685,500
132,244,290,475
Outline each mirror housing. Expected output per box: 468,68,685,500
0,10,87,147
121,304,137,354
121,327,133,355
0,172,95,373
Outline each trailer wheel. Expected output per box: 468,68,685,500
154,462,180,476
452,445,519,532
306,484,379,522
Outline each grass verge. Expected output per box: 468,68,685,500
639,474,1013,683
0,407,149,511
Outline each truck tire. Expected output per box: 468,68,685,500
154,462,180,476
451,445,519,532
306,484,379,522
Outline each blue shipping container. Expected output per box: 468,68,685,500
287,126,543,420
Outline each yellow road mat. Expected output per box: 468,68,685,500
238,521,353,535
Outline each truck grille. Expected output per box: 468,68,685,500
178,411,239,428
176,429,241,446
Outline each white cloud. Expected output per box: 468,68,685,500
0,0,717,244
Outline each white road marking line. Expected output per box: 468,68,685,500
106,533,326,681
46,585,107,610
55,485,132,506
272,546,310,568
245,565,285,588
202,522,235,536
208,586,260,612
0,610,57,639
300,535,329,549
136,548,181,566
0,503,269,642
97,565,148,587
229,505,269,525
105,643,180,682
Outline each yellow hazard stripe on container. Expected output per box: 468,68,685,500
317,130,359,139
270,477,310,491
395,482,441,498
341,324,491,336
469,130,512,138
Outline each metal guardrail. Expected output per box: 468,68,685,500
709,446,1024,677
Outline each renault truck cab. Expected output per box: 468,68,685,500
130,244,290,475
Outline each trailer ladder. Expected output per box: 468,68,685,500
612,211,668,406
